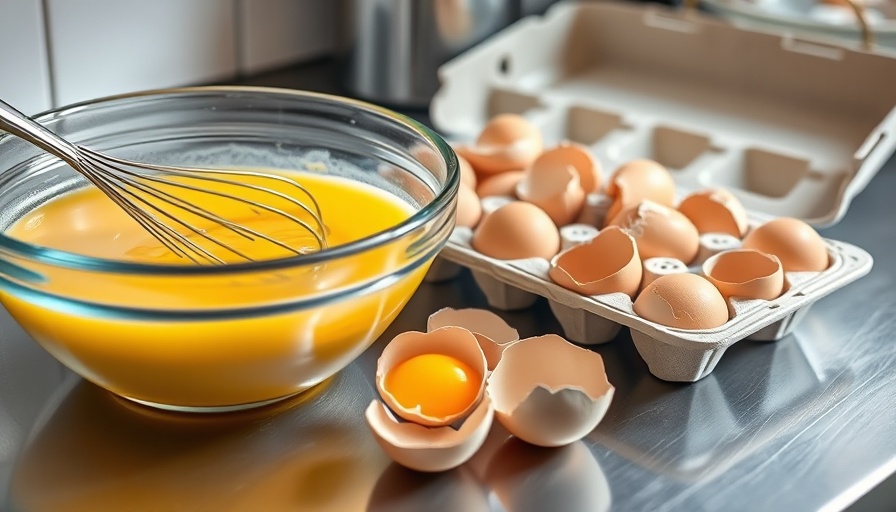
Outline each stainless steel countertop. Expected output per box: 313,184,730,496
1,60,894,511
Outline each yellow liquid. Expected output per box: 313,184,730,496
1,172,431,409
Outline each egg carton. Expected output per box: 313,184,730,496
433,224,871,382
430,1,896,226
424,0,887,381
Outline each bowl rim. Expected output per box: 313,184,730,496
0,85,459,275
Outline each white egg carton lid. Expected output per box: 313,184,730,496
427,1,883,382
430,0,896,226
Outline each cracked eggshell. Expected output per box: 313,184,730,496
376,327,487,427
472,201,560,261
678,188,748,238
516,164,586,226
486,335,615,448
427,308,520,371
549,226,642,299
605,159,676,224
633,273,729,329
702,249,784,303
456,184,482,229
530,142,602,193
742,217,829,273
476,170,524,198
455,114,543,176
365,395,495,473
609,200,700,264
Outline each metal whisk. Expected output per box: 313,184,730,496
0,98,327,264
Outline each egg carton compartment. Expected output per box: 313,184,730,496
437,227,873,382
431,0,896,226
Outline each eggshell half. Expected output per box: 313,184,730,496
529,142,602,193
609,200,700,264
365,395,494,473
516,164,586,226
742,217,829,273
472,201,561,261
605,159,676,224
677,189,748,238
427,308,520,370
486,335,615,448
633,273,730,329
455,114,543,176
476,170,524,198
702,249,785,304
376,327,488,427
549,226,642,299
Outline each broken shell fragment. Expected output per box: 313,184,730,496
605,159,676,224
609,200,700,264
486,335,615,448
516,164,586,226
455,114,543,176
427,307,520,370
549,226,642,299
703,249,785,303
677,188,749,238
365,395,494,473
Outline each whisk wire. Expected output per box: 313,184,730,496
0,97,329,265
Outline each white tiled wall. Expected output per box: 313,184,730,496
0,0,52,114
1,0,337,111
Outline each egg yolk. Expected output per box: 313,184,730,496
384,354,481,419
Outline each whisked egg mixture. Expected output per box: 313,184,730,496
0,171,431,407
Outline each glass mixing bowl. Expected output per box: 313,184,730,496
0,86,458,412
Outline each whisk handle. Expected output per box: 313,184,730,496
0,99,82,167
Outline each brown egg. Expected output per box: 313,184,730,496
472,201,560,260
455,114,543,177
605,159,676,224
633,273,729,329
677,189,748,238
476,170,524,198
456,184,482,229
516,165,586,227
549,226,642,299
609,200,700,264
530,142,602,193
742,217,829,272
702,249,784,304
457,153,478,189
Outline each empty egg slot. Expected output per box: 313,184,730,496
707,148,809,199
614,125,714,171
486,89,543,118
565,106,628,145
